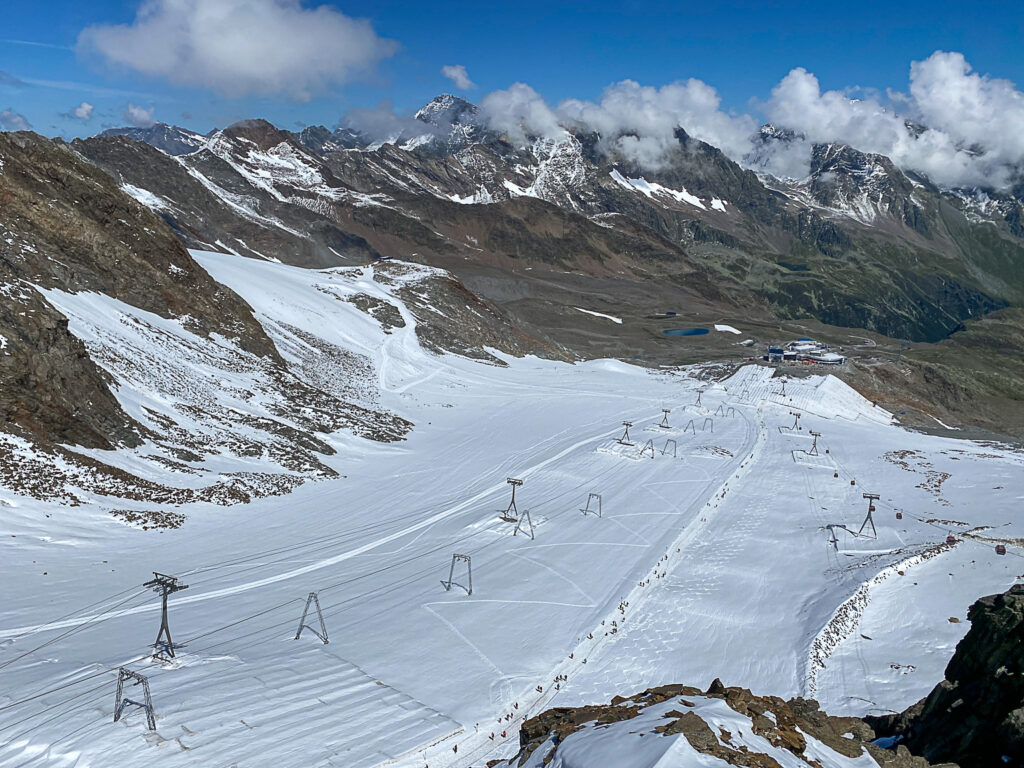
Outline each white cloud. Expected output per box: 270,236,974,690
479,83,566,145
758,52,1024,188
441,64,475,90
343,100,430,143
77,0,398,101
124,103,155,128
345,50,1022,190
0,108,31,131
478,78,754,171
558,79,757,170
70,101,94,120
475,52,1024,188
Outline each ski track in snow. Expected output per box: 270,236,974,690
0,254,1021,768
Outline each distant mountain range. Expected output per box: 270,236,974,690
2,93,1023,465
79,94,1023,345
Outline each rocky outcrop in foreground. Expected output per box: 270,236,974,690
498,680,952,767
867,584,1024,767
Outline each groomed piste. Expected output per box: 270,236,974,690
0,252,1020,767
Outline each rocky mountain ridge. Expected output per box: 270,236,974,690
99,122,209,156
1,129,567,521
500,584,1024,767
499,680,954,768
74,96,1024,347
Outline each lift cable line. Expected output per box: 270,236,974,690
871,497,1024,561
143,573,189,662
2,435,745,748
177,472,499,581
0,591,148,672
0,434,643,704
294,592,329,644
4,411,637,648
172,462,633,657
179,464,637,657
0,408,700,727
0,679,111,737
0,450,647,732
0,652,153,715
0,583,148,645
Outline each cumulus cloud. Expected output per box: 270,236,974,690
68,101,94,120
475,52,1024,188
476,78,754,171
479,82,566,145
0,108,32,131
441,64,475,90
758,52,1024,188
124,103,155,128
558,79,756,169
342,100,430,143
339,49,1021,190
77,0,398,101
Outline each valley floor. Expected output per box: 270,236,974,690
0,253,1020,767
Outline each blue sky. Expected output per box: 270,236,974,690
1,0,1022,139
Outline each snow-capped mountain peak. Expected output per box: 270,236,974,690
414,93,479,128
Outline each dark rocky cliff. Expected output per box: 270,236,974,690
0,131,278,448
867,584,1024,767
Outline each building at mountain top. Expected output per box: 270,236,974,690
764,339,846,366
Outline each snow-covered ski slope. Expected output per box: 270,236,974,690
1,251,1021,767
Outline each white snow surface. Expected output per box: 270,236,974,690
0,252,1021,768
714,324,741,334
610,169,708,210
120,184,171,212
573,307,623,324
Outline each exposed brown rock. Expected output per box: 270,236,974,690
0,130,278,448
507,683,953,768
